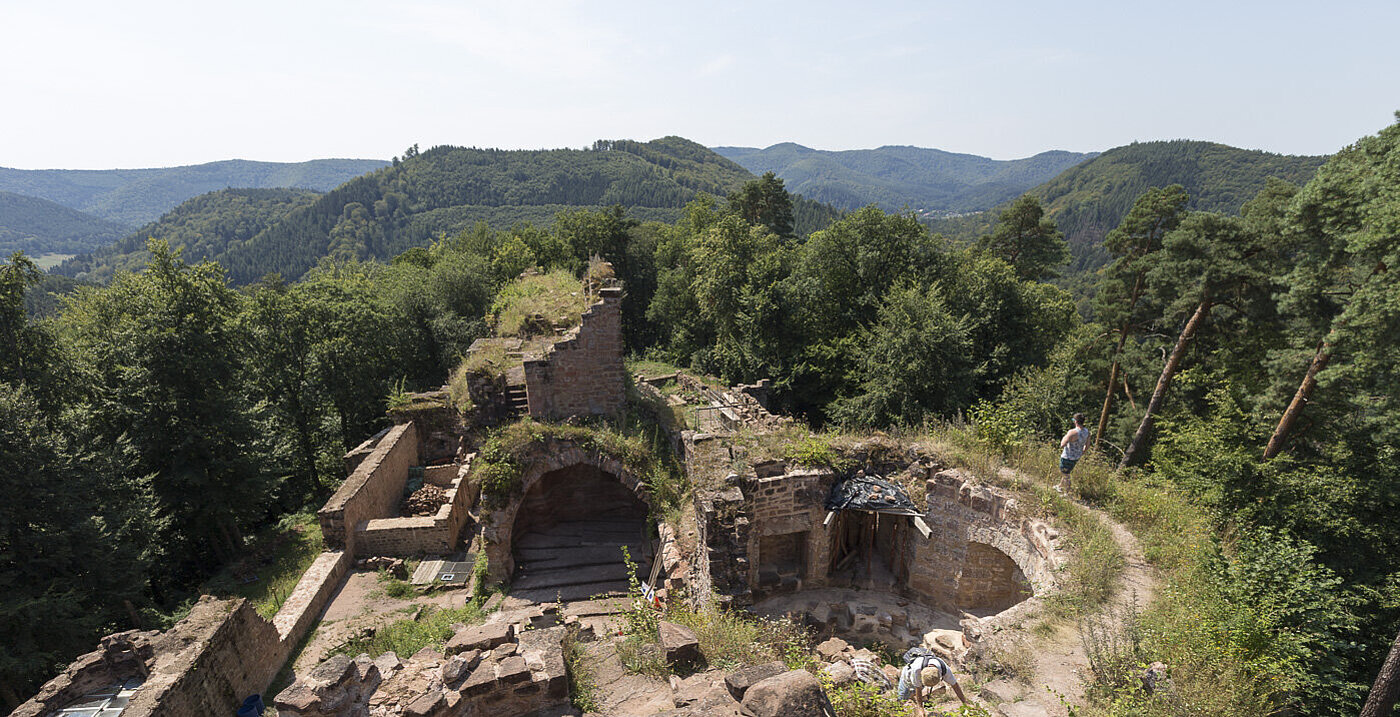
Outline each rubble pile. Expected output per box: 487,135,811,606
403,484,449,516
274,620,569,717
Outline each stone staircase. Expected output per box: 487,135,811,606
505,384,530,415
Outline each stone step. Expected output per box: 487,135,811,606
515,543,648,569
512,562,635,591
515,528,647,550
510,579,632,603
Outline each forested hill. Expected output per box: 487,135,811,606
713,143,1096,213
205,137,762,284
933,140,1327,272
56,188,323,283
0,191,127,256
0,158,388,227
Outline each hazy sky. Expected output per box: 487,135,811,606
3,0,1397,169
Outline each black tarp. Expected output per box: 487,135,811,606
825,472,920,515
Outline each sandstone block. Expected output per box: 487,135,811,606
404,689,444,717
723,660,787,700
496,655,532,684
815,637,850,662
823,660,855,687
659,621,703,667
447,622,515,654
740,669,830,717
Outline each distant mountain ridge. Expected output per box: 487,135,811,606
713,143,1097,213
60,137,765,284
0,158,389,227
0,191,128,256
931,139,1328,272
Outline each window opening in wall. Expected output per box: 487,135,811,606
55,677,143,716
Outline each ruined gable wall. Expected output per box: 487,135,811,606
523,287,624,420
318,422,419,555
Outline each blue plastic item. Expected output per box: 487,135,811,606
237,694,264,716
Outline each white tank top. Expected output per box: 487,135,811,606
1062,427,1088,460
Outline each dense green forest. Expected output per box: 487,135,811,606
715,142,1094,214
0,191,127,256
4,118,1400,715
0,158,388,227
933,140,1327,274
57,188,322,282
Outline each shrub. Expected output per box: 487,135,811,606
783,433,847,469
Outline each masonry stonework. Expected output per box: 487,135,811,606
523,287,625,420
318,422,419,555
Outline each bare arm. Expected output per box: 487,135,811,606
1060,430,1074,448
952,682,969,704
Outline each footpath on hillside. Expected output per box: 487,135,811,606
975,467,1158,717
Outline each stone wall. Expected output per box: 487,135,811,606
694,452,1058,616
133,599,284,717
271,550,352,645
16,598,282,717
523,286,624,420
319,422,419,555
18,550,354,717
354,459,476,557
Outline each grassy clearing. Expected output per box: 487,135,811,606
489,269,591,338
330,601,490,659
203,512,324,619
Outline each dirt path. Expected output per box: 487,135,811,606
984,469,1158,717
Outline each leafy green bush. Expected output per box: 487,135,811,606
782,433,847,469
821,673,911,717
968,399,1032,457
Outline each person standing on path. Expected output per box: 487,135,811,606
1059,412,1089,494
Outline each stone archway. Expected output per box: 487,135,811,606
479,440,653,601
956,541,1033,615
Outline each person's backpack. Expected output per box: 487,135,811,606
902,647,934,665
901,647,947,679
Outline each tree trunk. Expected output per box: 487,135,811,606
1120,296,1211,468
1094,343,1124,453
1263,338,1332,460
1361,627,1400,717
1094,274,1145,453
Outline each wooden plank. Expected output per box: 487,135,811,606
823,510,836,526
411,560,444,585
911,516,932,539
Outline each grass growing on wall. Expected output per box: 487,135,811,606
470,408,688,524
202,512,324,618
330,601,491,659
489,269,591,338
